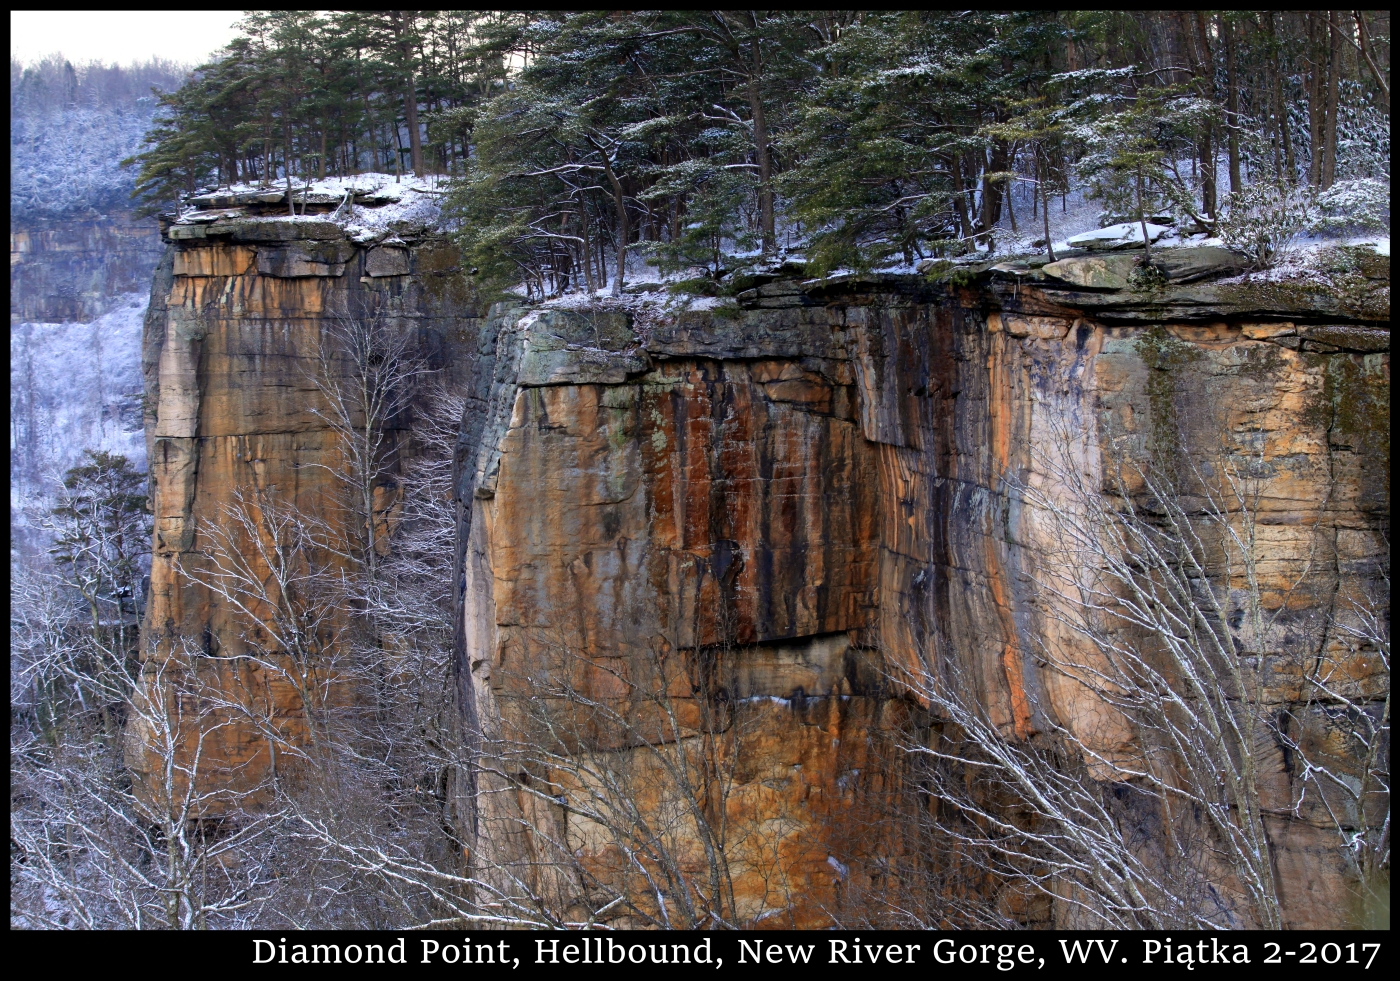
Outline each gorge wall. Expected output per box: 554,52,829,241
11,209,164,550
10,210,165,324
141,196,1389,928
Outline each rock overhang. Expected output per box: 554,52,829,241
138,200,1391,927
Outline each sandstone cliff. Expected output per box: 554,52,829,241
141,194,1389,928
11,210,164,325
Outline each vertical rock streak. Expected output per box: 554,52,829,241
141,218,1389,926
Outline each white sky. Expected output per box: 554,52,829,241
10,10,243,68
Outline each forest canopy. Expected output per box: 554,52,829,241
123,11,1391,288
10,56,188,219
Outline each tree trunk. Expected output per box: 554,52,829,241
1005,170,1017,234
395,11,424,176
1321,11,1342,189
1265,13,1296,182
747,41,775,256
1353,11,1391,117
1223,16,1242,195
1307,13,1325,187
600,152,627,294
393,118,404,180
950,155,972,241
982,140,1007,231
1136,167,1152,261
284,121,296,217
1041,149,1055,263
577,192,595,293
1191,12,1218,216
402,77,422,176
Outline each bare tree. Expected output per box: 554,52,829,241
12,651,282,929
11,459,280,929
308,304,424,585
157,312,567,927
1278,568,1391,926
890,409,1388,929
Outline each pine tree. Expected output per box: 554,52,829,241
48,451,150,635
118,9,1389,275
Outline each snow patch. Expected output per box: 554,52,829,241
178,172,446,242
1065,222,1172,250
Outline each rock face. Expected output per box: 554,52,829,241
10,210,164,324
142,217,1389,928
11,210,163,550
138,199,482,791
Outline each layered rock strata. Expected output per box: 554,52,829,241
142,207,1389,929
10,210,164,324
139,197,479,787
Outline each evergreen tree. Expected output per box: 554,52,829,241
118,10,1389,273
48,451,150,634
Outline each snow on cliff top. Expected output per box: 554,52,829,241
177,172,446,242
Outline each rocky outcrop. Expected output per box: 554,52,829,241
10,210,164,324
142,210,1389,928
144,214,474,606
456,249,1388,927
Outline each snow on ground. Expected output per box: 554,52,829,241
1214,234,1390,285
182,170,1386,303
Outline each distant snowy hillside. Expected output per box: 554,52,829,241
10,295,149,551
10,57,187,221
11,57,184,555
10,105,157,219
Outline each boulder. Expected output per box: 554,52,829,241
737,280,817,308
517,345,651,386
290,189,348,207
530,309,633,351
1042,246,1253,290
167,224,211,241
354,185,404,205
1041,253,1138,289
215,218,345,242
364,245,411,277
256,241,355,278
516,309,647,385
186,189,288,209
1065,221,1171,250
1152,246,1251,283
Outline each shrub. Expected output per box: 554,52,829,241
1218,180,1312,270
1308,177,1390,237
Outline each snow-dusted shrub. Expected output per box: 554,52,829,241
1218,180,1312,269
1309,178,1390,237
